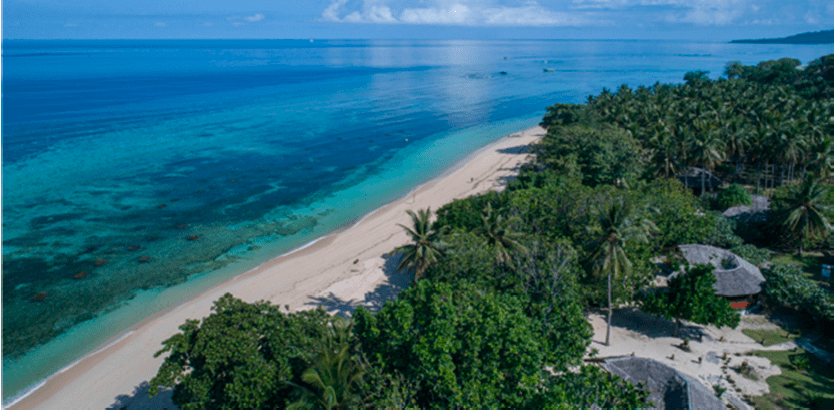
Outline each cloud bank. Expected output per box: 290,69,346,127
321,0,828,27
322,1,590,26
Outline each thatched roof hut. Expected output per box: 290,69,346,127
676,167,723,191
722,195,769,220
676,244,765,297
599,356,725,410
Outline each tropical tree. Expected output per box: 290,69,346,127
148,294,332,409
470,203,527,263
774,175,833,257
587,199,657,346
687,125,725,193
288,319,366,410
391,208,446,280
640,264,740,336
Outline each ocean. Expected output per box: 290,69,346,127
1,39,831,402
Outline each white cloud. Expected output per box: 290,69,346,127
400,4,475,25
321,0,825,27
226,13,266,26
323,0,589,26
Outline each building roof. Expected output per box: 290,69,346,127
676,244,766,297
676,167,723,189
600,356,725,410
722,195,770,219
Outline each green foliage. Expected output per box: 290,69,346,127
533,365,650,409
634,179,715,248
432,190,509,233
729,244,772,267
470,203,527,263
714,183,753,210
540,102,600,129
148,293,332,410
640,264,740,335
287,319,366,410
424,235,592,371
771,175,833,256
536,124,646,187
701,212,744,249
761,262,834,323
353,281,548,409
391,208,446,280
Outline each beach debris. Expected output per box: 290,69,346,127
128,245,142,251
285,304,290,311
31,292,48,302
668,354,675,360
404,139,408,142
368,140,373,143
230,179,238,182
499,71,508,75
543,68,555,72
94,259,107,266
177,224,188,229
187,235,200,241
353,259,359,264
158,204,166,209
138,256,152,263
73,271,88,279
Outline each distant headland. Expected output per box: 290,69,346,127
731,29,834,44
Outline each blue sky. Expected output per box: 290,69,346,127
2,0,833,40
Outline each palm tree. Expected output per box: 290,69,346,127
391,208,445,281
778,176,833,257
687,125,725,193
288,320,366,410
471,203,527,264
588,199,657,346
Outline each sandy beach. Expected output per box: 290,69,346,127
8,126,544,410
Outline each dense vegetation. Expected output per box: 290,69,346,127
150,55,833,409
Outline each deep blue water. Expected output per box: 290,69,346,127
2,39,832,402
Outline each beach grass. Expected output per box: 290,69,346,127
748,349,834,410
742,329,800,347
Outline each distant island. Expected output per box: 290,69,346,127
731,29,833,44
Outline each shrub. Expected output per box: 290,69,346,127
761,262,834,323
714,184,753,210
729,244,772,267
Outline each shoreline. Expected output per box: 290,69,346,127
8,125,545,410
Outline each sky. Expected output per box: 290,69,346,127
1,0,833,40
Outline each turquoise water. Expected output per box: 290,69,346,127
2,39,832,402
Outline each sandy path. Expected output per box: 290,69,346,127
588,307,791,409
9,127,544,410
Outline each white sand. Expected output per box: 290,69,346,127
588,307,791,409
10,127,544,410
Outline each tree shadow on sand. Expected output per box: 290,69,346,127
108,381,174,410
593,307,706,344
495,144,535,155
307,253,412,318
